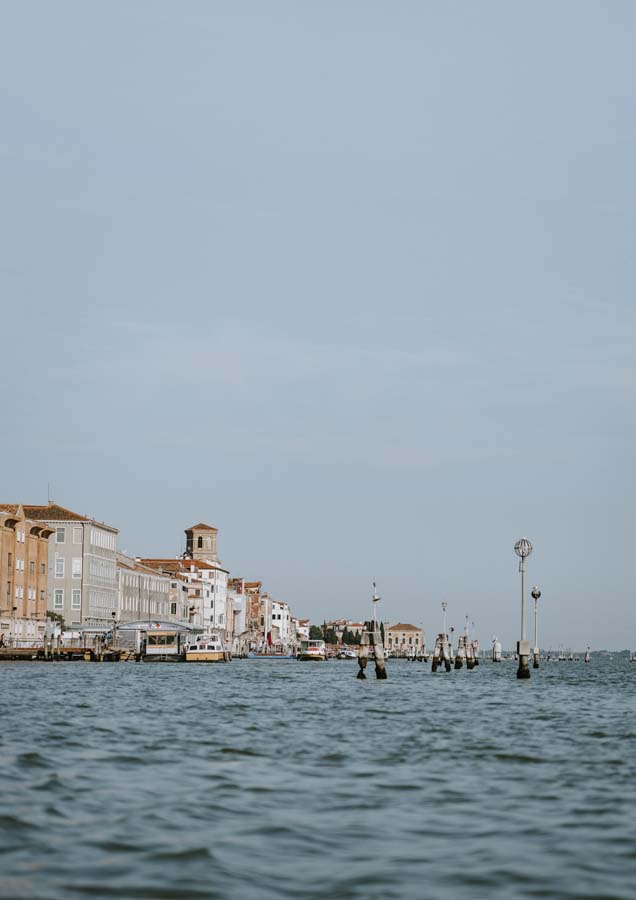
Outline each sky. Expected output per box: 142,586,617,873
1,1,634,649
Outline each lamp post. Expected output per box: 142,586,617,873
514,538,533,679
531,587,541,668
372,582,382,634
441,601,447,637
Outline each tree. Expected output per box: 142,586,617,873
47,610,66,630
324,628,338,645
309,625,323,640
342,626,350,645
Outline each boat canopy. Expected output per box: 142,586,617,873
115,620,200,633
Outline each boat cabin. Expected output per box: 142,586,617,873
146,630,183,657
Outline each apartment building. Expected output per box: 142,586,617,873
0,505,53,645
6,503,119,626
116,553,173,623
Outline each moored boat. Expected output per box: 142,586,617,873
298,639,326,661
185,633,230,662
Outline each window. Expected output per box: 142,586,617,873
197,536,203,549
170,603,177,615
72,558,82,578
7,553,12,568
55,558,64,577
40,590,45,604
73,527,82,544
56,528,65,543
40,563,46,575
29,561,35,575
72,590,81,609
54,589,64,609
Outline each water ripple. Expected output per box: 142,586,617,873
0,658,635,899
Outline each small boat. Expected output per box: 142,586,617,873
298,639,326,661
336,648,358,660
185,633,229,662
249,650,296,659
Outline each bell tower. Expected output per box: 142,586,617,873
185,523,219,563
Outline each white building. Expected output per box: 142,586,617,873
227,577,248,654
271,599,292,646
293,617,310,643
139,558,229,640
116,553,173,623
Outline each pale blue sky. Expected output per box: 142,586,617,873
1,1,634,647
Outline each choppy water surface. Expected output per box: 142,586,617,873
1,658,635,899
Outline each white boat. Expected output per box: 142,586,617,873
336,648,358,659
298,639,326,661
185,633,229,662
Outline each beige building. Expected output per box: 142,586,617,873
185,523,219,563
0,505,54,646
385,622,424,656
0,501,118,626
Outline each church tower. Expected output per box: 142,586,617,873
185,522,219,563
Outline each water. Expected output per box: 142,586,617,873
1,658,634,900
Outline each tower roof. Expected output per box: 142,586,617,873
185,523,218,533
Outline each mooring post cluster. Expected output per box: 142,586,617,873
531,586,541,669
357,583,387,679
431,632,451,672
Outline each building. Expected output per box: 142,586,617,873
244,581,262,644
227,577,248,655
116,553,173,623
292,617,310,643
0,506,53,646
385,622,424,656
140,558,230,639
185,523,218,563
270,599,292,647
0,502,118,627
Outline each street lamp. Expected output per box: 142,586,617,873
514,538,533,679
372,582,380,629
441,601,448,636
531,587,541,668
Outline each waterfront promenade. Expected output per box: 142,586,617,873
1,658,634,899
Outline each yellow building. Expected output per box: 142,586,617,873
385,622,424,656
1,505,54,646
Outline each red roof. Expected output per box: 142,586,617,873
0,502,117,530
139,558,227,573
